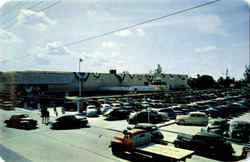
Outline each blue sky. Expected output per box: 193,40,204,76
0,0,249,80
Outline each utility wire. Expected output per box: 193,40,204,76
10,0,221,63
1,1,44,28
49,0,222,51
1,1,24,17
3,0,61,30
39,0,61,12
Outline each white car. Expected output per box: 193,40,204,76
141,101,150,108
176,112,208,126
111,103,122,109
86,105,98,117
101,104,112,114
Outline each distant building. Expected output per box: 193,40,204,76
0,70,189,100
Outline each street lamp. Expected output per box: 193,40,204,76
79,58,83,97
77,58,83,113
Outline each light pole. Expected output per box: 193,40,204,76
79,58,83,97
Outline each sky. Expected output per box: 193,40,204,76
0,0,249,80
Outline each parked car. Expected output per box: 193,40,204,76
87,100,101,114
100,104,112,114
176,112,208,126
150,100,163,108
86,105,98,117
103,108,130,120
227,120,250,142
174,132,235,160
111,103,122,109
204,107,224,118
50,115,88,129
121,102,133,110
127,109,163,124
157,108,176,119
141,101,150,108
4,114,37,130
202,119,229,136
62,101,87,112
127,123,164,141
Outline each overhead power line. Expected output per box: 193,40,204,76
49,0,222,51
1,1,25,17
3,0,61,30
39,0,61,12
10,0,221,64
1,1,44,28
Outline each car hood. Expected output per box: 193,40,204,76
176,115,187,119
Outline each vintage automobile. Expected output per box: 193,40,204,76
103,108,130,120
127,109,164,124
120,102,133,110
62,101,87,112
174,132,235,160
86,105,98,117
176,112,208,126
227,120,250,142
4,114,37,130
100,104,112,114
50,115,88,129
127,123,164,141
157,108,177,119
204,107,224,118
202,119,229,136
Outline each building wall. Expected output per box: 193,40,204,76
0,71,189,94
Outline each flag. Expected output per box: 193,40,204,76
79,58,83,62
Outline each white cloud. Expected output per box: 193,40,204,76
77,50,127,72
102,41,118,48
146,14,227,36
17,9,56,31
46,41,72,55
0,28,18,43
114,29,145,37
136,28,145,36
244,0,250,7
195,46,217,53
0,55,7,65
27,41,74,65
114,30,132,37
0,0,11,8
193,15,227,36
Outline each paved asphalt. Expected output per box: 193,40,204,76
0,107,250,162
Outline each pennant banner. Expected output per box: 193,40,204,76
74,72,89,81
93,73,101,79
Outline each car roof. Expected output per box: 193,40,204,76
231,120,250,125
189,111,206,115
127,129,146,135
134,123,157,129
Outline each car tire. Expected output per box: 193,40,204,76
178,120,185,125
111,145,123,156
80,122,86,128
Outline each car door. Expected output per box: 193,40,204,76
196,114,207,125
189,113,197,124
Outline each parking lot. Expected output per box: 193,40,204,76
0,89,250,162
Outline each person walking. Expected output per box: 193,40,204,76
53,104,58,117
41,106,46,124
45,109,50,125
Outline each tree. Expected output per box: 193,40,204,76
217,76,236,88
188,75,217,89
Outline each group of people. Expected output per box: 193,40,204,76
40,104,59,125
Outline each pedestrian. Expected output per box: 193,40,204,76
41,105,46,124
45,109,50,125
53,104,58,117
